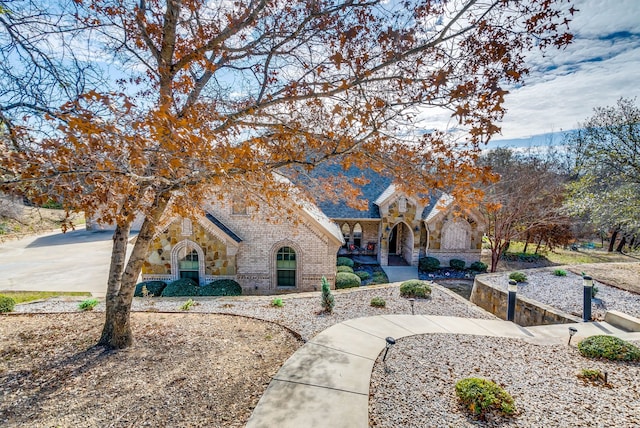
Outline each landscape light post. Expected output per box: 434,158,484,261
507,280,517,322
583,276,593,322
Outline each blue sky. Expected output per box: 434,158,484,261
490,0,640,146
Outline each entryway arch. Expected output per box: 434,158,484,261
388,221,414,265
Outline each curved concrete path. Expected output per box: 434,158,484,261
246,315,640,428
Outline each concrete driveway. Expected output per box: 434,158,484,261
0,227,121,297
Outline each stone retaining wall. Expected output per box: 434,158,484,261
470,274,581,326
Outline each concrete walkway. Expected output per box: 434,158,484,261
246,315,640,428
381,265,419,282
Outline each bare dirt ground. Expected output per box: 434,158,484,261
0,312,302,428
0,205,83,242
568,262,640,294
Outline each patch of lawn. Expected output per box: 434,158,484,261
0,291,92,304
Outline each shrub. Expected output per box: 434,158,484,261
455,378,516,417
508,272,527,283
577,369,606,384
161,278,200,297
577,335,640,361
134,281,167,297
78,298,99,311
271,298,284,308
419,256,440,272
335,272,361,289
469,261,488,273
336,257,354,268
501,252,543,263
0,295,16,313
553,269,567,277
370,297,386,308
370,271,389,284
354,270,371,281
337,265,354,273
320,276,335,313
180,298,197,311
591,284,599,298
199,279,242,296
399,280,432,298
449,259,466,270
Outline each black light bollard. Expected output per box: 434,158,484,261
408,298,415,315
382,337,396,362
583,275,593,322
507,280,517,322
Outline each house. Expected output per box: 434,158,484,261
139,167,485,294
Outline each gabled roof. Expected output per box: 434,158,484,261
307,163,393,219
204,212,243,243
421,192,452,223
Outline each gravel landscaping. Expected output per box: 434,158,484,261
488,267,640,320
370,334,640,428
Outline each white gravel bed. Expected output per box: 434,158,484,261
12,284,494,341
370,334,640,428
491,268,640,320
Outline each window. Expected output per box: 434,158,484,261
276,246,296,287
181,218,193,236
232,199,247,215
178,246,199,282
353,223,362,248
398,197,407,213
341,223,351,248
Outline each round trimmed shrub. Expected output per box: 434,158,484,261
335,272,361,289
354,270,371,281
455,377,515,417
199,279,242,296
370,271,389,284
370,297,386,308
336,257,355,268
419,256,440,272
161,278,200,297
578,335,640,361
399,280,432,298
449,259,466,270
337,265,354,273
469,261,488,273
509,271,527,283
134,281,167,297
0,295,16,313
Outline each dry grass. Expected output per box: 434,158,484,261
568,263,640,294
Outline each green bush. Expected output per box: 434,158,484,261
370,271,389,284
502,252,543,263
199,279,242,296
271,297,284,308
370,297,386,308
455,378,515,417
180,298,197,311
336,257,355,268
337,265,354,273
78,298,99,311
335,272,361,289
134,281,167,297
577,335,640,361
161,278,200,297
553,269,567,277
469,261,488,273
449,259,466,270
508,272,527,283
0,295,16,313
354,270,371,281
320,276,335,313
399,280,432,298
418,256,440,272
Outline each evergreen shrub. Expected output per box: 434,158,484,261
199,279,242,296
134,281,167,297
161,278,200,297
335,272,361,289
399,280,432,298
336,257,355,268
419,256,440,272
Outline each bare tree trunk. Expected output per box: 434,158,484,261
615,236,626,253
534,237,543,254
607,229,619,252
523,231,530,254
98,196,169,349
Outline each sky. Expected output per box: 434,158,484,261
490,0,640,146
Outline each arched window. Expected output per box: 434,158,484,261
181,218,193,236
341,223,351,248
276,246,296,287
178,245,199,282
353,223,363,248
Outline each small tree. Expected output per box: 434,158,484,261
320,276,335,314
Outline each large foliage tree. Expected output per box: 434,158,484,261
565,98,640,252
480,148,571,272
1,0,574,348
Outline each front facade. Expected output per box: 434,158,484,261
140,168,484,294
